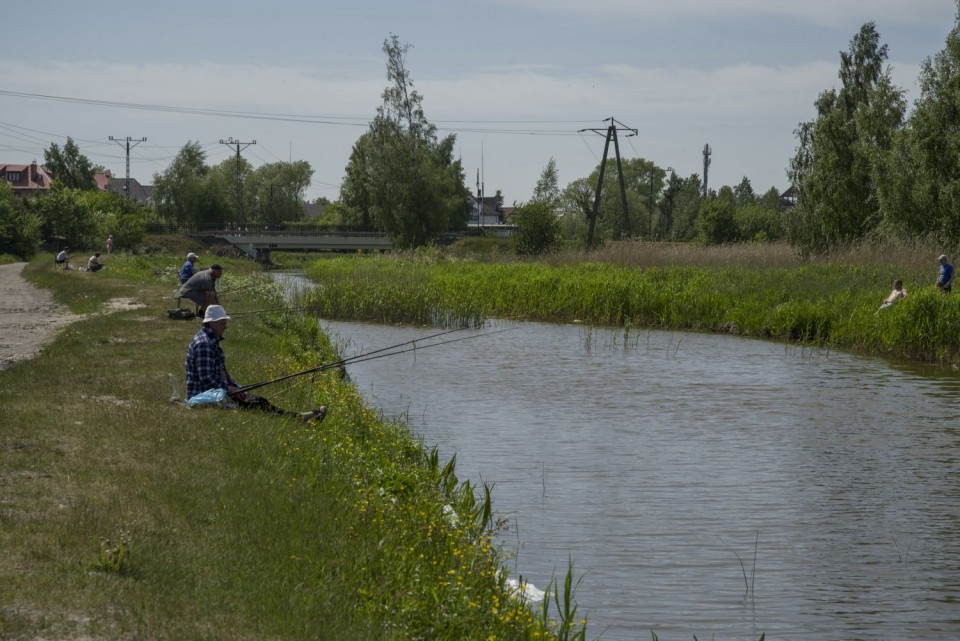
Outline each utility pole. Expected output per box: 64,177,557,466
702,143,712,199
579,117,637,247
109,136,146,199
220,138,256,227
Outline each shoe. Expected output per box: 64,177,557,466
300,406,328,424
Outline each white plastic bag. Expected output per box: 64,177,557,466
186,388,227,408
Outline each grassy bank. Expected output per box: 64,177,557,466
303,242,960,365
1,254,583,640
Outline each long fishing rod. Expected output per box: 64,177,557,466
236,326,515,394
227,304,312,317
236,325,478,393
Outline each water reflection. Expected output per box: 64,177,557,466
320,317,960,641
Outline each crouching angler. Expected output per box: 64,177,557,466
184,305,327,423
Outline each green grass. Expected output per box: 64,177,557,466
2,254,583,640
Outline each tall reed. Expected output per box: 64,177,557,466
304,249,960,365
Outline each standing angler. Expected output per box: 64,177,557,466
176,263,222,316
936,254,955,293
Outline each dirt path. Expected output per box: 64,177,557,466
0,262,83,371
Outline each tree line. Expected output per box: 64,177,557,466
5,6,958,260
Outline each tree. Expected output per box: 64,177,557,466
733,177,756,207
787,22,906,253
655,170,683,239
513,201,561,255
532,157,561,207
35,182,99,248
340,35,470,247
0,180,42,259
876,1,960,242
44,137,96,190
248,161,313,226
338,132,376,227
153,142,231,228
77,190,147,251
669,174,704,241
696,199,738,245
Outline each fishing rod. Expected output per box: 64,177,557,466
226,304,313,317
236,326,515,394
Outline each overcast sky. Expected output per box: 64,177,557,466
0,0,955,204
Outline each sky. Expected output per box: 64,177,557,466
0,0,956,205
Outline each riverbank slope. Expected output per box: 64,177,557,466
1,254,575,640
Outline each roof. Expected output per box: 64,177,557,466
0,162,55,196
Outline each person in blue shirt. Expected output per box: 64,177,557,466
185,305,327,423
936,254,955,293
179,252,199,285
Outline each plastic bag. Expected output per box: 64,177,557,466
186,388,227,407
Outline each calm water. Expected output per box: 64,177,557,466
319,318,960,641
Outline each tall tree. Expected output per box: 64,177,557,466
788,22,906,253
669,174,704,241
44,137,96,190
733,177,756,208
532,157,561,207
153,142,231,228
341,35,469,247
247,161,314,226
876,1,960,242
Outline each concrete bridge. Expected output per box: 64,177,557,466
199,229,394,260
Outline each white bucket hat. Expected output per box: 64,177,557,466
202,305,231,323
187,252,199,260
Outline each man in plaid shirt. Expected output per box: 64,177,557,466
185,305,326,423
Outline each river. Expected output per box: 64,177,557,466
275,273,960,640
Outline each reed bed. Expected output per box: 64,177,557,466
304,244,960,365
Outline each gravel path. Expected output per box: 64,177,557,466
0,262,83,371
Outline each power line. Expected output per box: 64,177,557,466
0,89,595,136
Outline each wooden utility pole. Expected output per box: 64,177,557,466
579,118,637,247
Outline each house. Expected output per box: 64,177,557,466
94,169,113,191
105,177,154,206
780,185,797,209
0,161,54,199
469,193,503,226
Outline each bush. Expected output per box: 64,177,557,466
513,201,562,255
696,200,738,245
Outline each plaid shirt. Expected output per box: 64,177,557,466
185,325,237,399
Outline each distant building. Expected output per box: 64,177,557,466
108,177,154,206
0,161,54,199
780,185,797,209
303,202,326,219
469,193,503,226
105,177,154,206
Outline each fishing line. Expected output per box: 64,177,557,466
236,326,516,394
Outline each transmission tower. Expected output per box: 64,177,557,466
220,138,256,226
109,135,146,199
579,117,637,247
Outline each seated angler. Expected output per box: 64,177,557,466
179,252,199,285
87,252,104,272
185,305,327,423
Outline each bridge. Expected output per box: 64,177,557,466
197,229,394,260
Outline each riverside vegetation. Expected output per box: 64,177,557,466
302,240,960,366
1,251,586,641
